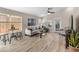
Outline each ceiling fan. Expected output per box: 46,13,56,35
48,8,56,14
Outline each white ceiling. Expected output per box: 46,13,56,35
4,7,66,17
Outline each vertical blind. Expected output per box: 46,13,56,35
0,13,22,33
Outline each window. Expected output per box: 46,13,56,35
0,14,8,33
0,13,22,33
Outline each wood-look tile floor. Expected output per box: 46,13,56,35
0,32,66,52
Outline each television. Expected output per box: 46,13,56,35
28,18,36,26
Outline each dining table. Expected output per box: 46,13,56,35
0,30,23,45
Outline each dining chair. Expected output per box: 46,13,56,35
16,31,23,40
0,34,8,45
9,32,17,44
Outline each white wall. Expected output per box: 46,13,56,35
42,7,79,32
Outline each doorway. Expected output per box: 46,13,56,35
53,18,61,32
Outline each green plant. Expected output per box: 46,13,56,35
68,32,79,48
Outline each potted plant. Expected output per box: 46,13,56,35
68,31,79,52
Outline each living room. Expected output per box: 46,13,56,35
0,7,79,52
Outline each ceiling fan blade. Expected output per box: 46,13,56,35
48,8,55,14
48,10,55,14
50,12,55,13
